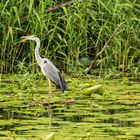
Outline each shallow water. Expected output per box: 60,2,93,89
0,75,140,140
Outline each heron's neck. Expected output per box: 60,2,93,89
35,39,42,67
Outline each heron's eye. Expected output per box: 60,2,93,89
44,60,48,63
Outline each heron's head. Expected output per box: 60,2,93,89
21,35,38,42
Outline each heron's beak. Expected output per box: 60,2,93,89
20,36,28,42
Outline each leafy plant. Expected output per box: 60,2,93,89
15,60,41,90
0,0,139,77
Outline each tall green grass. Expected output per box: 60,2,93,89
0,0,140,77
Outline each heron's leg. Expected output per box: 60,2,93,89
46,79,53,125
48,79,52,102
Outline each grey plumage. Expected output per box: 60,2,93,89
42,58,67,92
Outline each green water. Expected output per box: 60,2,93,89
0,75,140,140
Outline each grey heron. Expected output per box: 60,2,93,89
21,35,67,100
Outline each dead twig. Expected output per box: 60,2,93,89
46,1,74,12
85,21,126,73
20,1,74,23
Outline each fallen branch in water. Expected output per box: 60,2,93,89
43,99,76,106
85,21,126,74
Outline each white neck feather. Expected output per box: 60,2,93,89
34,38,42,66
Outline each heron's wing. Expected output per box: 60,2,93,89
42,59,67,92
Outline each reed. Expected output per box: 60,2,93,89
0,0,140,77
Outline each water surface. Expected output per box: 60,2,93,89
0,75,140,140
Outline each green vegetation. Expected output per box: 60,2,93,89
0,1,140,139
0,75,140,139
0,0,140,77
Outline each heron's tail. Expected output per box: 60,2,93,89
58,72,67,92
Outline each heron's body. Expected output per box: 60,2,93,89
40,58,67,92
21,35,67,93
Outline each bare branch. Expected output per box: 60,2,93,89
46,1,74,12
85,21,125,73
